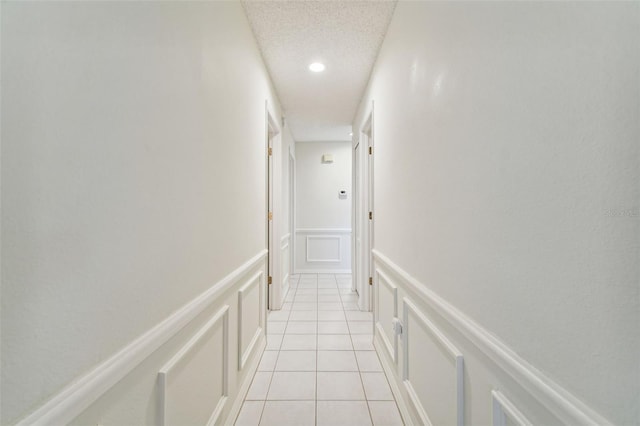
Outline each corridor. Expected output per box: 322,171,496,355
234,274,403,426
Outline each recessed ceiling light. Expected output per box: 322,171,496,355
349,132,353,136
309,62,325,72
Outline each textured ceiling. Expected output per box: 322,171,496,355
242,0,396,142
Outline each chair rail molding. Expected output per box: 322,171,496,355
15,250,268,426
372,249,611,426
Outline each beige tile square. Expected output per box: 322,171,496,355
292,302,317,311
317,401,372,426
346,311,374,321
266,334,283,351
275,351,316,371
317,321,349,334
260,401,315,426
368,401,404,425
281,334,317,350
351,334,375,351
317,350,358,371
356,351,383,372
349,321,373,335
267,321,286,334
318,295,341,302
318,311,346,321
286,321,317,334
317,372,365,400
318,302,343,311
361,372,394,400
267,372,316,400
289,310,317,321
317,334,353,350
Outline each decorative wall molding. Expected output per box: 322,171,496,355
280,233,291,248
296,228,352,234
158,305,229,426
306,235,341,262
372,249,611,426
15,250,267,426
402,297,464,426
375,270,398,363
295,228,351,273
294,269,352,274
237,272,264,371
492,390,533,426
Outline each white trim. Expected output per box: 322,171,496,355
403,297,464,426
404,380,433,426
306,235,341,263
226,337,266,425
15,250,267,426
280,233,291,244
375,270,398,363
374,335,412,426
158,305,229,426
296,228,352,234
492,390,533,426
294,268,352,274
237,272,265,371
372,249,611,426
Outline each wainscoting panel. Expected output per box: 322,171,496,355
375,270,398,363
238,272,264,371
306,235,341,262
403,297,464,426
371,249,611,426
159,306,229,426
295,228,351,273
22,251,268,426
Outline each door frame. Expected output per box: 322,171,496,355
266,102,281,311
354,102,374,311
289,148,296,280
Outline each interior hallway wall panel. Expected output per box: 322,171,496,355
295,141,352,273
353,2,639,425
1,2,281,424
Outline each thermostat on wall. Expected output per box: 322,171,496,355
322,154,334,163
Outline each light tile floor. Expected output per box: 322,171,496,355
235,273,404,426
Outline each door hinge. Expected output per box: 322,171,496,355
369,146,372,155
369,277,373,286
268,211,273,221
268,276,272,285
268,147,273,156
369,211,373,220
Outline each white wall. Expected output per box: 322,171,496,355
354,2,639,425
295,141,352,273
1,2,280,424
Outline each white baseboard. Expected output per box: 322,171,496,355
224,336,266,425
294,268,352,274
374,334,412,426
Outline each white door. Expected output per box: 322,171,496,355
353,143,361,295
